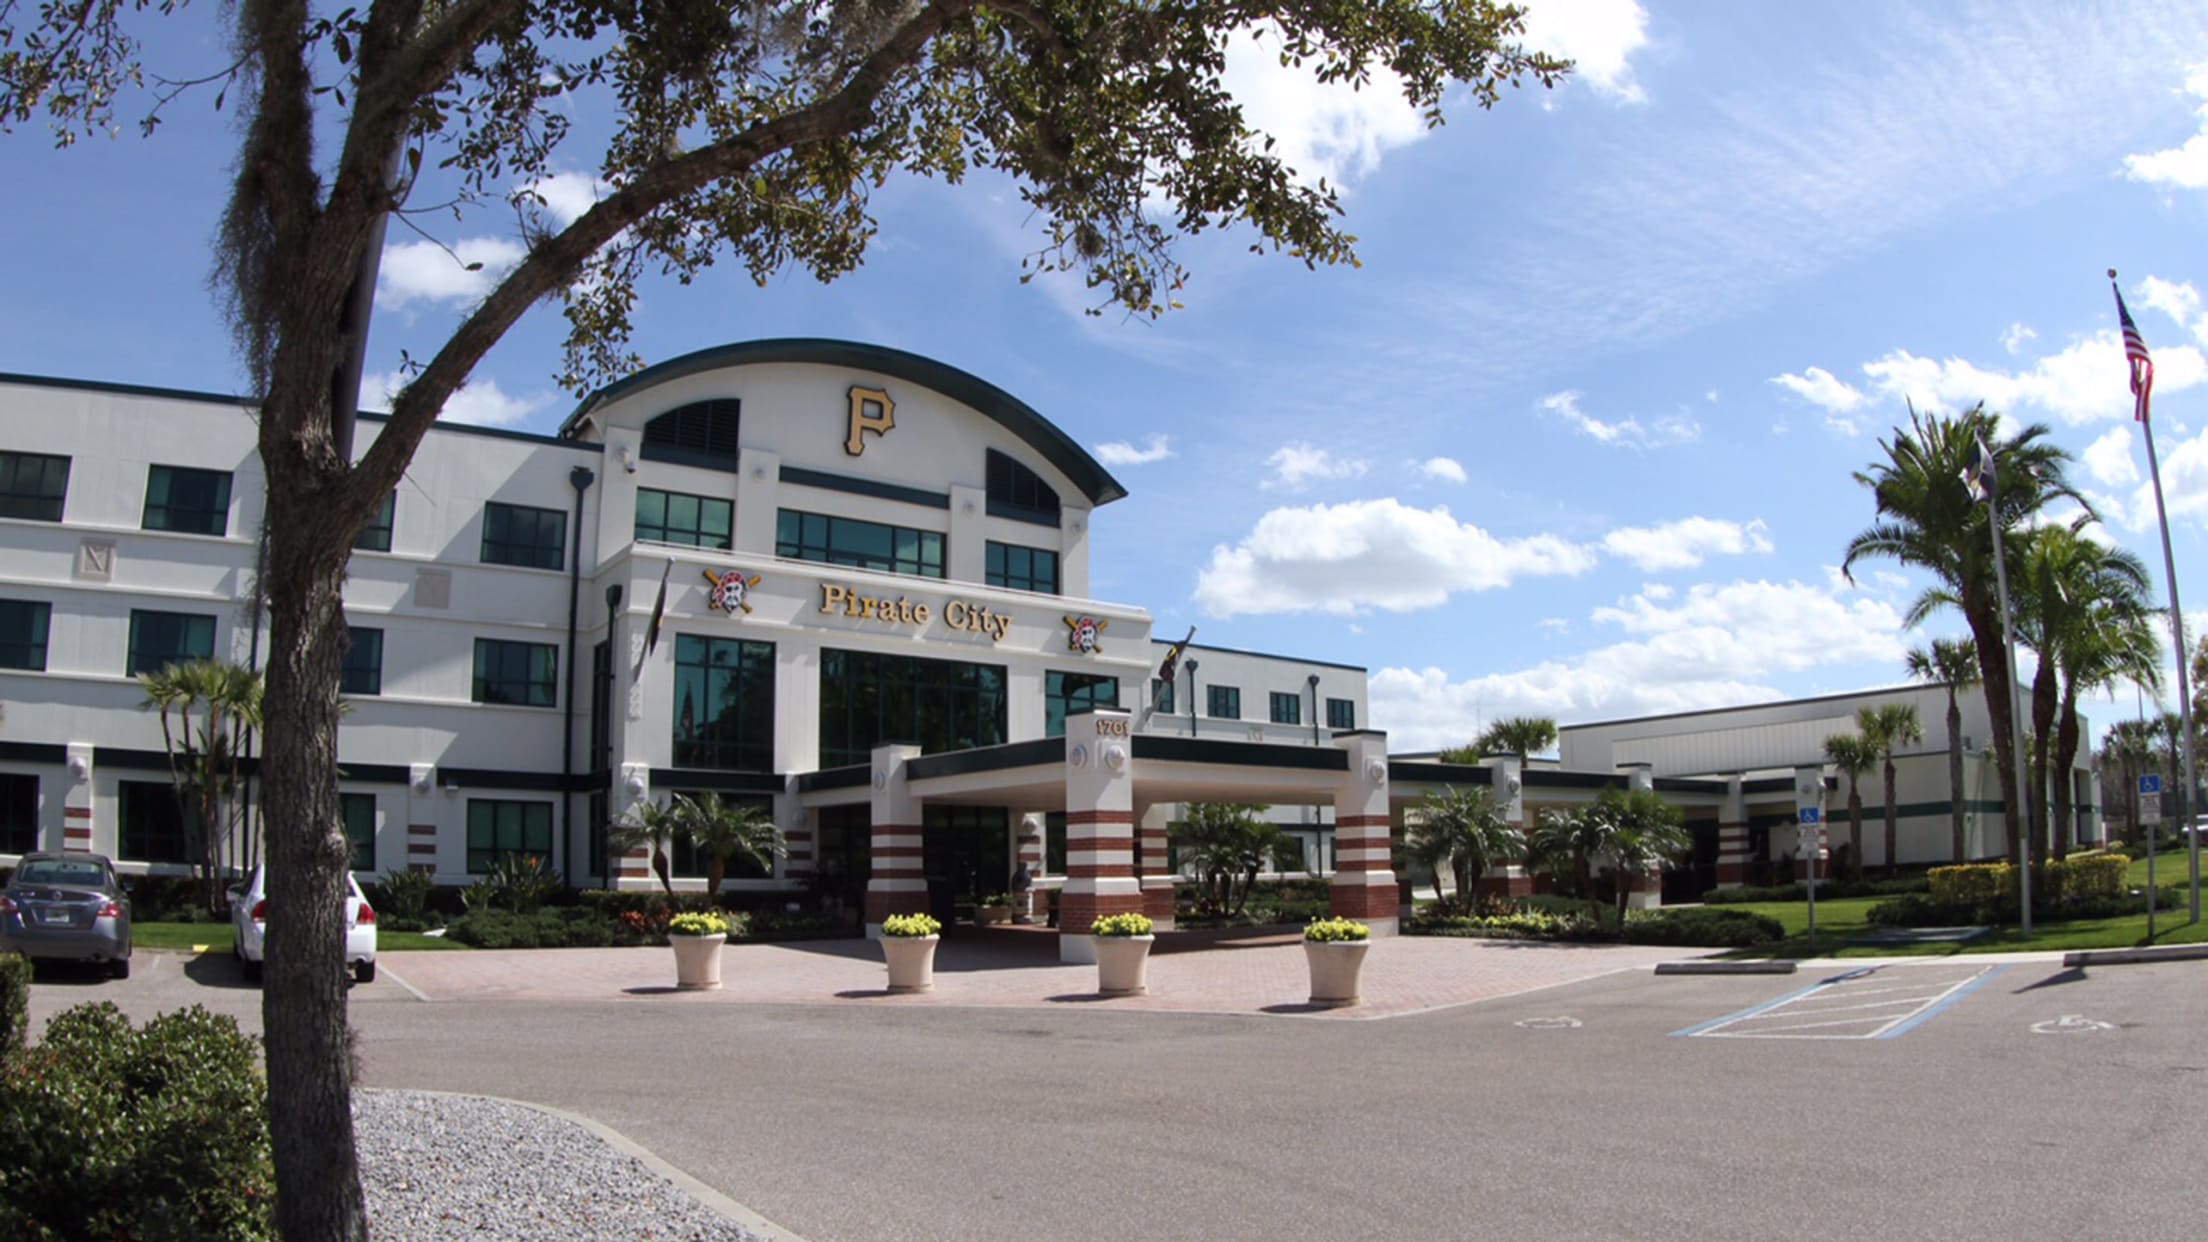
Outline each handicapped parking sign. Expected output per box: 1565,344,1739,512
1798,806,1822,825
2139,774,2162,795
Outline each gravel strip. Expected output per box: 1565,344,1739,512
354,1089,769,1241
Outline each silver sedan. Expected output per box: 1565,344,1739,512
0,851,134,978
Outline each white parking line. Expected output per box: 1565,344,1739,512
1674,964,2005,1040
377,962,432,1003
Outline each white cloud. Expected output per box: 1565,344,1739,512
1769,365,1870,434
1368,577,1910,750
377,237,525,311
1537,390,1700,448
2083,426,2141,490
2123,62,2208,190
2001,322,2038,355
1221,24,1429,190
1856,332,2208,425
1600,517,1773,572
1261,442,1368,489
2138,275,2208,347
1094,434,1173,466
1193,498,1597,617
1419,456,1467,483
515,171,609,228
367,370,549,428
1518,0,1652,105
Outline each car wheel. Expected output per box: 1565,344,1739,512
110,957,130,980
353,959,376,984
241,955,262,983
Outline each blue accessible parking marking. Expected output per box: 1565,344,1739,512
1672,963,2005,1040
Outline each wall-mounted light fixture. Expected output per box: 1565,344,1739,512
443,775,461,795
68,754,89,782
618,444,638,474
624,771,647,799
1507,776,1523,798
412,768,434,794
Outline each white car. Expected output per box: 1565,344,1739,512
231,864,378,984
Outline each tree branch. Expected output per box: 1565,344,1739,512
353,0,980,498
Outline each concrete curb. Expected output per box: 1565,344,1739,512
1654,960,1798,976
378,1088,806,1242
2062,945,2208,968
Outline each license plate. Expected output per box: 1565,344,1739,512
39,909,71,925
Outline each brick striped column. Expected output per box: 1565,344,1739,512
1137,804,1176,929
407,824,438,874
1059,709,1138,963
864,744,927,937
62,744,95,853
1329,732,1399,934
1714,776,1749,889
781,791,815,879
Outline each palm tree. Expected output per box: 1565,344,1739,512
1844,402,2080,868
1526,787,1686,928
675,792,784,892
1406,786,1524,913
2049,598,2160,857
1822,732,1877,880
2099,719,2159,846
140,658,265,913
1857,704,1922,876
2013,524,2156,861
608,797,683,898
1906,637,1978,863
1475,716,1560,759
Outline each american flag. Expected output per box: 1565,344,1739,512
2113,279,2154,424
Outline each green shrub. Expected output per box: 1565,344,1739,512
374,867,434,920
1620,907,1784,948
0,1002,274,1240
0,953,28,1060
2044,853,2129,902
445,905,669,948
1929,863,2013,906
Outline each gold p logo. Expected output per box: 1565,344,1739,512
845,386,895,456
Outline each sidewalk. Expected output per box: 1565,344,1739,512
378,933,1691,1019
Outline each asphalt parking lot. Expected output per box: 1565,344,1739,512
24,943,2208,1242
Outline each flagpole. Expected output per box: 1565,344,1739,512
2139,392,2200,922
2114,270,2201,922
1987,466,2032,937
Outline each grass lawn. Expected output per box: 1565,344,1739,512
132,923,466,953
1718,895,2208,959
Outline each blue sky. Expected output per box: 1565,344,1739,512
6,1,2208,753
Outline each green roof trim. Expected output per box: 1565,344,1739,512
562,339,1127,507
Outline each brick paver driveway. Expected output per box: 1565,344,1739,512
379,931,1690,1018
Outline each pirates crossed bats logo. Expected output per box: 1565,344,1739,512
702,568,762,616
1063,614,1107,655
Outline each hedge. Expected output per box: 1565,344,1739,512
1929,855,2131,908
0,953,29,1061
0,1002,275,1240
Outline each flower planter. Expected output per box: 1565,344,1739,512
1095,934,1154,997
882,934,940,993
671,933,726,990
1304,939,1369,1008
975,906,1014,926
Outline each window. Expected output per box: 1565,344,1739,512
1327,698,1355,730
466,799,552,873
672,634,776,771
1151,677,1174,717
354,491,395,552
120,780,189,864
472,638,557,707
0,773,36,854
127,609,215,676
986,449,1060,525
641,399,741,467
1043,811,1067,875
142,465,232,536
1207,685,1240,720
818,649,1006,768
342,626,383,696
1270,691,1301,727
0,451,69,522
1046,671,1120,738
342,793,377,872
636,488,733,549
0,599,51,671
776,509,944,579
985,541,1059,594
480,501,566,570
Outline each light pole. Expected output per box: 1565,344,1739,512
1185,659,1200,737
1308,673,1321,745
